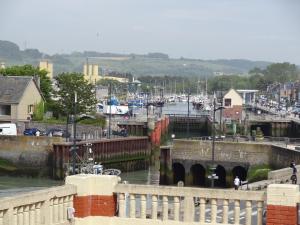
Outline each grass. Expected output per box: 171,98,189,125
0,159,17,172
248,164,272,183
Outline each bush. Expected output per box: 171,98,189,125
248,165,271,183
32,101,44,121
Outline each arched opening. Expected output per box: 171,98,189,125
232,166,247,182
250,124,271,137
173,163,185,185
214,165,226,187
190,164,206,186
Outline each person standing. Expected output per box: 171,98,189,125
290,161,297,184
234,176,240,190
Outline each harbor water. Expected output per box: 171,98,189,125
0,102,201,195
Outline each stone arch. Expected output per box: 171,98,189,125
190,164,206,186
232,166,247,182
173,163,185,185
215,165,226,187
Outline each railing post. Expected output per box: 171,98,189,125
23,205,29,225
183,196,194,222
41,199,50,225
29,204,35,225
211,198,217,223
245,200,252,225
118,193,126,218
129,194,136,218
17,206,24,225
256,201,263,225
162,195,168,221
35,202,42,225
199,198,206,223
173,196,180,221
58,197,64,223
234,200,240,224
63,196,68,221
222,199,229,224
151,195,158,220
140,194,147,219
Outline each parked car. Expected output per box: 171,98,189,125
23,128,45,136
112,129,128,137
46,128,70,137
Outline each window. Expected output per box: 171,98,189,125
28,104,34,114
224,98,232,107
0,105,11,116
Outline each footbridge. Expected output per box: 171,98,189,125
160,139,300,187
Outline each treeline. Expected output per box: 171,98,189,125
139,62,300,94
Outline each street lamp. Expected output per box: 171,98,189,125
72,91,78,175
210,96,225,187
187,91,191,138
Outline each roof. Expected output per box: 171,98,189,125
224,88,243,99
236,89,259,93
0,76,37,104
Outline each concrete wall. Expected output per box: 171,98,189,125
172,140,272,166
0,135,62,176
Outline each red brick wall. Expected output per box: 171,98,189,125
267,205,298,225
223,105,242,121
73,195,117,218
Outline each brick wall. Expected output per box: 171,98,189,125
223,105,242,121
267,184,299,225
74,195,117,217
65,174,120,219
267,205,297,225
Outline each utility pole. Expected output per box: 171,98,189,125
187,91,190,138
72,91,78,175
108,83,112,139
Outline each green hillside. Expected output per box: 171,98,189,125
0,40,272,77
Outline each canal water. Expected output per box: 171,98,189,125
0,102,201,195
0,167,159,197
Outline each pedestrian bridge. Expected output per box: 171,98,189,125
0,175,298,225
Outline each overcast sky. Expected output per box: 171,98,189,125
1,0,300,63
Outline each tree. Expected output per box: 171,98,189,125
0,65,52,101
54,73,97,116
264,62,299,83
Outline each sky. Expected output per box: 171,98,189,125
0,0,300,64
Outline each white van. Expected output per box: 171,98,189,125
0,123,17,136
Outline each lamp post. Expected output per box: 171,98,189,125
72,91,78,175
210,96,225,187
108,83,112,139
187,91,190,138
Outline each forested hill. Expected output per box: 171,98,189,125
0,40,272,77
